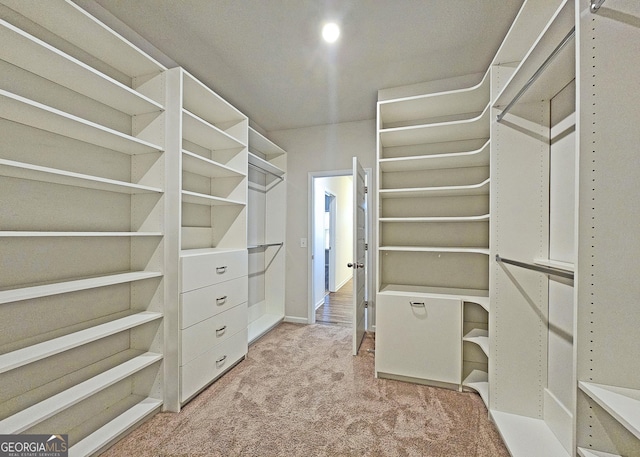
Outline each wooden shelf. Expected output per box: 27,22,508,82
182,109,245,151
491,410,569,457
379,246,489,255
2,0,166,78
0,159,162,194
0,271,162,305
379,104,490,148
181,190,245,207
577,449,622,457
248,127,285,159
182,150,245,178
248,152,285,178
248,313,284,344
579,381,640,440
494,1,574,109
379,140,490,172
463,328,489,357
0,352,162,434
380,214,490,223
69,397,162,457
0,90,162,155
380,178,489,199
0,312,162,374
463,369,489,407
379,73,489,129
0,19,163,116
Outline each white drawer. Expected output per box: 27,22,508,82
375,293,462,385
181,276,248,329
181,249,248,292
180,328,248,402
181,302,247,365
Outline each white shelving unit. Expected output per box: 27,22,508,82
165,67,249,407
375,71,491,389
247,127,286,343
0,0,167,454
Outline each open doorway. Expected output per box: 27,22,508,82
311,173,353,326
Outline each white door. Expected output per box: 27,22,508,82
350,157,367,355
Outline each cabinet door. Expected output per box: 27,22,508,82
181,249,248,292
180,276,248,329
375,294,462,385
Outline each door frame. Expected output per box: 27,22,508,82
307,168,373,325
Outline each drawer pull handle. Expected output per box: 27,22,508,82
410,301,425,307
216,296,227,305
216,325,227,334
216,266,227,274
216,355,227,364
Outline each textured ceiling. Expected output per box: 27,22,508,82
84,0,524,132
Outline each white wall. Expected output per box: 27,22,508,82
269,119,376,323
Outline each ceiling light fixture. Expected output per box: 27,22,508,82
322,22,340,43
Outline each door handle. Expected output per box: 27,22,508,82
347,262,365,269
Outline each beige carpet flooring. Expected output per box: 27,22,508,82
102,323,509,456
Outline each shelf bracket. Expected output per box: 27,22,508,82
590,0,606,13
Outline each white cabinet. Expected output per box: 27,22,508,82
0,0,166,454
376,294,461,386
375,71,491,389
165,67,249,406
247,127,286,343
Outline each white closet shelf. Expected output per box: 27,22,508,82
379,246,489,255
0,20,163,116
2,0,166,78
0,271,162,305
379,73,490,128
0,312,162,374
182,71,246,129
494,0,574,110
0,90,162,155
380,178,489,198
379,284,489,300
0,159,162,194
0,231,162,237
182,150,245,179
248,127,286,159
463,369,489,406
248,313,284,344
577,448,622,457
180,247,246,258
491,410,569,457
380,214,490,223
69,396,162,457
0,352,162,434
379,140,490,172
182,109,246,151
465,297,490,313
379,104,490,148
579,381,640,440
181,190,245,207
248,152,285,177
463,329,489,356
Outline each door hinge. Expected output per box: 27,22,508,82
365,243,368,251
364,186,368,193
364,301,368,308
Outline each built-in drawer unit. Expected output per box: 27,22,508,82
181,249,248,292
180,276,248,329
181,302,248,364
180,328,248,402
375,293,462,386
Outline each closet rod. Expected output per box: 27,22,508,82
248,242,284,249
496,27,575,123
591,0,605,13
496,255,574,280
248,162,284,181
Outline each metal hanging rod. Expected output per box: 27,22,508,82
591,0,606,13
248,162,284,181
496,254,574,280
496,27,576,123
248,242,284,249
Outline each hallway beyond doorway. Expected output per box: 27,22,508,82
315,278,353,326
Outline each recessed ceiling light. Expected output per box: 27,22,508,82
322,22,340,43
